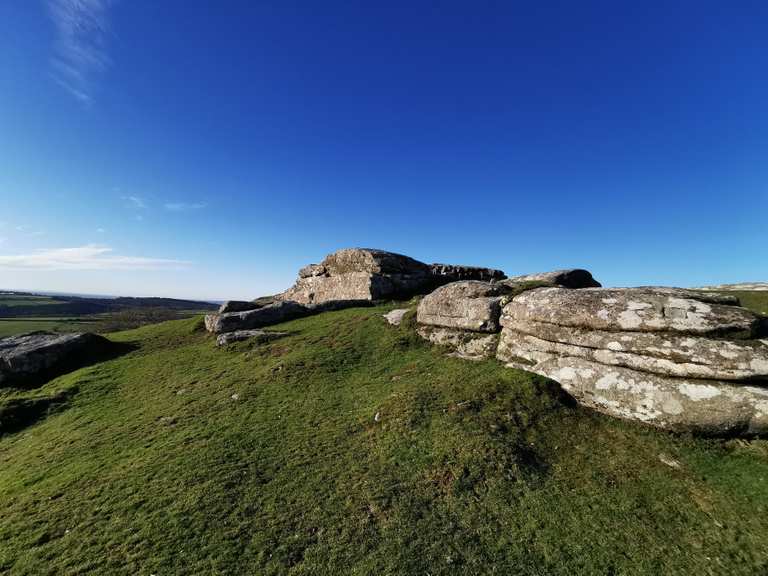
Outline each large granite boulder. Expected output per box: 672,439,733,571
0,332,115,387
503,269,601,289
497,287,768,435
417,281,512,333
415,281,512,360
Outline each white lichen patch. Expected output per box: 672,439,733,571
601,298,618,305
661,396,684,415
606,341,624,351
597,309,610,321
617,309,643,329
678,383,722,401
749,357,768,374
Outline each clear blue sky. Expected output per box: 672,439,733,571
1,1,766,300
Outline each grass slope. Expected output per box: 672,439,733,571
1,305,767,575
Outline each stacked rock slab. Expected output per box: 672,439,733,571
415,269,602,360
280,248,507,306
497,287,768,435
416,281,513,359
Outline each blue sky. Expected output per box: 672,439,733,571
1,1,766,300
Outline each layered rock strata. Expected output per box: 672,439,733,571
497,287,768,434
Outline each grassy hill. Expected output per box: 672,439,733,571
1,301,767,575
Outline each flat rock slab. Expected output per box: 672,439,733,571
0,332,115,387
417,281,512,333
503,269,601,289
503,354,768,435
216,330,288,346
206,301,310,334
499,318,768,381
504,287,759,337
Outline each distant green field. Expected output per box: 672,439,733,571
0,295,58,307
0,318,96,338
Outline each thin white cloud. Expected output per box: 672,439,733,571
0,245,189,271
164,202,208,212
122,195,147,209
14,225,46,237
48,0,113,104
96,227,106,233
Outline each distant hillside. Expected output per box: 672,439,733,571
0,292,217,318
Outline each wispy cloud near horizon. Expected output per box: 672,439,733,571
48,0,114,104
0,245,189,271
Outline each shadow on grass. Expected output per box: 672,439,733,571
0,388,78,436
0,339,136,436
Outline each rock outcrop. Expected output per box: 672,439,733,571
415,271,602,360
206,248,506,335
497,287,768,434
503,269,601,289
280,248,506,306
0,332,116,387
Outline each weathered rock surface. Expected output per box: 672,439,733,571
504,287,758,337
503,269,601,289
497,286,768,435
417,326,499,360
0,332,115,387
499,318,768,381
429,264,506,283
280,248,434,305
383,309,410,326
218,300,265,314
280,248,507,307
206,301,309,334
417,281,512,333
501,354,768,435
216,330,288,346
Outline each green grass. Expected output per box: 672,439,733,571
728,290,768,316
1,305,767,575
0,295,59,307
0,318,97,338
